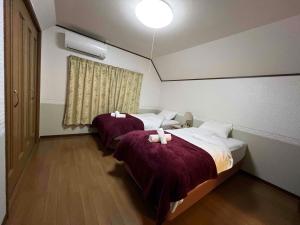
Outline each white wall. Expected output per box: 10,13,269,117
161,76,300,146
0,0,6,221
154,15,300,80
158,15,300,195
40,26,161,135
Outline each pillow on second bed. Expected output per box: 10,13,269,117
158,110,177,120
199,120,233,138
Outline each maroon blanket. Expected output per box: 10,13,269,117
92,114,144,149
114,130,217,225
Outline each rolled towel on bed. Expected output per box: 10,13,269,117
116,113,126,118
111,111,126,118
148,134,172,143
157,128,167,144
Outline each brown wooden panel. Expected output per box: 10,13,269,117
30,37,38,142
5,0,40,198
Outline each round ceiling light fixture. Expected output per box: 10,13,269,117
135,0,173,29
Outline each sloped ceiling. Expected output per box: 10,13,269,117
31,0,300,79
30,0,56,30
55,0,300,58
153,15,300,80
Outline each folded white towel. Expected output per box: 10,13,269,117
148,134,172,143
116,113,126,118
157,128,167,144
111,111,126,118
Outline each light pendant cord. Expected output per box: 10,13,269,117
150,30,156,59
148,31,156,73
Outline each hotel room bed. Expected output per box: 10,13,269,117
114,127,246,225
92,112,179,149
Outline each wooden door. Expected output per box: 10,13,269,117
22,14,38,156
5,0,40,197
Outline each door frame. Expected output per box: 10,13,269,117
3,0,41,219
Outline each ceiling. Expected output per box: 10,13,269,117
54,0,300,58
31,0,56,30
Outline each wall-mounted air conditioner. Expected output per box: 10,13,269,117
65,31,107,60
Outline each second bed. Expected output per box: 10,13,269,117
92,111,179,149
114,126,246,225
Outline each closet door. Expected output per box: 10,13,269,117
6,0,39,196
28,35,38,150
23,13,38,156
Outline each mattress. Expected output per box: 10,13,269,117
221,137,246,165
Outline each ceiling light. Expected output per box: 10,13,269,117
135,0,173,29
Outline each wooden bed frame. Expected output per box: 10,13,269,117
166,159,243,220
125,159,244,222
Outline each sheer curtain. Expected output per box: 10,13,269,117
64,56,143,125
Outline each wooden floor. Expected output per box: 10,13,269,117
6,135,300,225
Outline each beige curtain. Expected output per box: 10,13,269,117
64,56,143,125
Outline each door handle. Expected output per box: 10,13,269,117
13,89,19,107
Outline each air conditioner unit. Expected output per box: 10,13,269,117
65,31,107,60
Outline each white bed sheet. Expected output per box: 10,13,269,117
223,138,246,165
167,127,246,174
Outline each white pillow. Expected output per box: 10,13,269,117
161,119,180,126
199,121,233,138
158,110,177,120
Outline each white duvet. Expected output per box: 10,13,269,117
167,127,234,174
131,113,164,130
